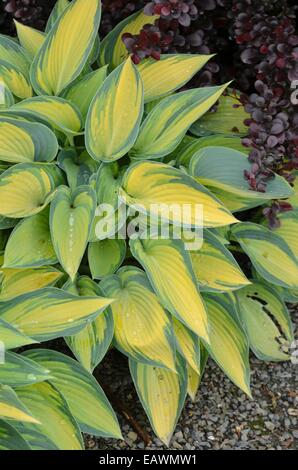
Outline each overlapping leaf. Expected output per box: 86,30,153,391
0,352,51,387
130,238,210,342
0,287,113,341
190,91,249,137
88,238,126,280
173,319,200,373
190,146,294,200
174,134,247,168
0,266,62,300
187,345,209,402
31,0,102,95
14,382,83,450
0,163,64,219
0,60,32,99
203,293,251,396
50,185,96,280
101,266,176,370
4,208,57,268
0,34,30,76
0,79,14,109
14,21,45,59
62,67,108,119
271,210,298,258
0,385,39,424
129,355,187,446
231,222,298,289
23,349,122,438
0,419,31,450
100,10,158,69
0,118,58,164
190,229,250,292
129,84,229,160
64,277,114,373
120,161,237,228
0,318,36,350
138,54,213,103
86,59,144,163
57,149,99,190
10,96,83,135
236,282,294,361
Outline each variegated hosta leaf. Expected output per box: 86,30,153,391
0,34,30,76
0,163,64,219
4,208,57,268
89,164,127,242
0,266,62,300
64,276,114,373
23,349,122,439
0,287,113,341
129,355,188,446
0,60,32,99
14,21,45,59
31,0,102,95
138,54,213,103
203,294,251,396
0,318,36,349
0,216,17,231
11,96,83,135
0,419,31,450
95,162,125,208
0,351,51,387
100,266,176,370
46,0,70,33
85,59,144,163
129,83,229,160
174,135,248,167
236,282,294,362
190,146,294,200
62,67,108,119
14,382,83,450
187,345,209,402
130,238,210,342
58,149,99,190
231,222,298,289
88,238,126,280
100,10,158,69
120,161,237,228
209,187,267,213
190,229,250,292
271,210,298,258
0,118,58,164
173,319,200,373
50,185,97,280
0,385,39,424
45,0,99,66
287,174,298,208
0,79,15,109
89,205,127,242
190,91,249,137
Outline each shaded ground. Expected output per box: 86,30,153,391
85,312,298,451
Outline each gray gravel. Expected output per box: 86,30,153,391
85,311,298,451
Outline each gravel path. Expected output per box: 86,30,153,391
85,311,298,451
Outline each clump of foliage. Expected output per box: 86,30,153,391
0,0,297,450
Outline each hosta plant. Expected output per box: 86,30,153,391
0,0,297,450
